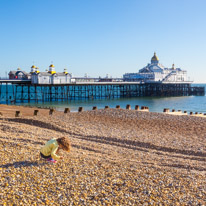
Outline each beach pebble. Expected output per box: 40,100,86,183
0,107,205,205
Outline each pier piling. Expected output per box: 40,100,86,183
0,81,205,104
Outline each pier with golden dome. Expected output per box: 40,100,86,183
0,54,205,104
123,53,188,83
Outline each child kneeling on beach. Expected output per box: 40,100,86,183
40,137,71,163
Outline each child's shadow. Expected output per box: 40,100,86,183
0,160,47,169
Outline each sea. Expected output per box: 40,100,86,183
8,84,205,114
0,83,206,113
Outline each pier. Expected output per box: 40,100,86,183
0,80,204,104
1,53,204,104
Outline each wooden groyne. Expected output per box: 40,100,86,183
2,104,206,118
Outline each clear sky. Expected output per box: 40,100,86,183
0,0,206,82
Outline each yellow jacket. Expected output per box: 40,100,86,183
40,139,60,160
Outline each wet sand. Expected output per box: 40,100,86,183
0,105,206,205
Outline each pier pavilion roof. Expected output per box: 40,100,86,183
9,71,16,75
33,72,51,76
139,53,176,74
56,72,71,76
32,71,71,76
9,70,30,76
139,62,165,73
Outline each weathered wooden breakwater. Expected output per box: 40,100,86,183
0,80,205,104
4,104,206,118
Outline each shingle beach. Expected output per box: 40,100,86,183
0,105,206,205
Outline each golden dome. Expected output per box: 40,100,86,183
64,68,68,74
50,71,56,74
49,64,55,68
31,65,36,68
151,52,159,62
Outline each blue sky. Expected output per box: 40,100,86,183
0,0,206,82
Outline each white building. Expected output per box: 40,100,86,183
31,64,72,84
123,53,189,83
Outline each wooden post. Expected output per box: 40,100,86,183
116,105,120,109
163,108,170,113
105,106,109,109
15,111,20,117
34,110,39,116
126,104,131,110
64,108,70,113
49,108,55,115
135,105,139,110
92,106,97,110
78,107,83,112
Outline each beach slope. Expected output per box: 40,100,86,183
0,106,206,205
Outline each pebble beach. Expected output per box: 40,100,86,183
0,105,206,205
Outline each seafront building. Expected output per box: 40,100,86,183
8,65,113,84
9,53,189,84
31,64,72,84
8,68,31,80
2,55,204,104
9,64,72,84
123,53,188,83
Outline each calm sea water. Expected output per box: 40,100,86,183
16,84,206,114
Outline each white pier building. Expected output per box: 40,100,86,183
31,64,72,84
123,53,189,83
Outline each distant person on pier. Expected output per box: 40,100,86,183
40,137,71,163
